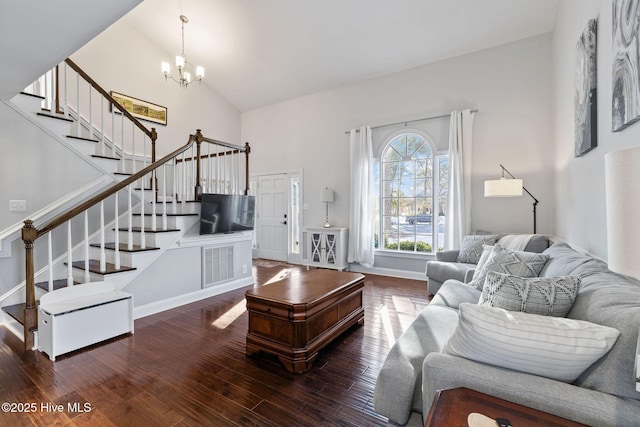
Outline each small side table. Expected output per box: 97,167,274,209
424,388,587,427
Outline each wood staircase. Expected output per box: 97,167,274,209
1,59,251,354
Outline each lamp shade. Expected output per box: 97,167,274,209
321,188,334,203
605,145,640,278
484,178,523,197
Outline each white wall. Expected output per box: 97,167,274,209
71,18,241,157
552,1,640,259
243,35,554,243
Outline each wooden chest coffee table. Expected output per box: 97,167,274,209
245,269,365,373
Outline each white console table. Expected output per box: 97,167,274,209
38,281,133,361
305,227,348,271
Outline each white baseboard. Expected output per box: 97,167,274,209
133,276,254,319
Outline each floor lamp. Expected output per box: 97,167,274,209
484,164,539,233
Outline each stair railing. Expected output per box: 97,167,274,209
20,130,250,352
25,58,158,173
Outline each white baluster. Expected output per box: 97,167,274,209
100,201,106,272
151,170,157,231
63,63,69,119
182,153,187,205
140,175,146,249
128,184,133,250
132,124,136,174
76,74,81,136
114,192,120,270
84,211,90,283
89,87,93,140
172,159,178,213
162,163,168,230
207,142,211,193
67,221,73,287
100,97,105,156
111,105,116,158
47,232,53,292
121,113,126,173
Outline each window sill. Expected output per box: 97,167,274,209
375,249,435,261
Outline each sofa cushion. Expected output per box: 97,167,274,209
479,272,580,317
470,245,549,291
431,279,482,309
457,234,498,263
539,243,593,277
442,303,620,382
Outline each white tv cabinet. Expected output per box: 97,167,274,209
38,281,133,361
305,227,348,271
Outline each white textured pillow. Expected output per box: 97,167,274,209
457,235,498,264
470,245,549,291
443,303,620,382
479,271,580,317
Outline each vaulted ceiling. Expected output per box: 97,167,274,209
123,0,559,111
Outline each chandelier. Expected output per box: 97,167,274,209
161,15,204,88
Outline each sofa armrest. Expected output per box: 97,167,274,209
435,250,459,262
374,305,459,425
422,353,640,427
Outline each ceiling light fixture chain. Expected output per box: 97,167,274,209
161,14,204,89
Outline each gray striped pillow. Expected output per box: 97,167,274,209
443,303,620,382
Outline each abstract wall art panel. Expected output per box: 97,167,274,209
612,0,640,132
575,18,598,157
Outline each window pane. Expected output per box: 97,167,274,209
416,159,433,178
383,162,401,180
382,179,399,197
382,198,398,216
413,141,432,159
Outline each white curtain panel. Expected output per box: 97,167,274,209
348,126,375,267
445,110,475,250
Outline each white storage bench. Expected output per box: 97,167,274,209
38,281,134,361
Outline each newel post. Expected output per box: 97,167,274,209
244,142,251,195
194,129,203,201
22,220,38,352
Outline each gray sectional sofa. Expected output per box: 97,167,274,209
425,233,549,295
374,242,640,426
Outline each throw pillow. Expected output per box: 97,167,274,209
457,234,498,264
470,245,549,291
479,272,580,317
442,303,620,382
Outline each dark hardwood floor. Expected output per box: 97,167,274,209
0,261,430,426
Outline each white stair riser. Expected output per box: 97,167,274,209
11,93,45,112
66,138,98,156
71,269,137,290
89,246,158,268
131,214,198,230
90,156,120,173
117,230,178,248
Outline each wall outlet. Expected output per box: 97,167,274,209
9,200,27,212
242,264,247,274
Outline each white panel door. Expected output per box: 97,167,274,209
257,174,288,261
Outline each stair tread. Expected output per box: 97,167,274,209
68,260,136,275
19,91,45,100
114,172,132,176
35,279,78,292
1,302,39,325
36,112,73,122
90,243,159,252
66,135,99,143
117,227,180,233
133,212,198,217
91,154,119,161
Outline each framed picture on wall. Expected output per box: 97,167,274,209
110,91,167,126
575,18,597,157
612,0,640,132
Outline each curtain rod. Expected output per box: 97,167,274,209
344,108,478,134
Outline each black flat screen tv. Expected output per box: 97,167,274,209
199,193,256,235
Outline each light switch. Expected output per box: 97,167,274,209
10,200,27,212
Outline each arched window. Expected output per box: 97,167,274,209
377,133,447,253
